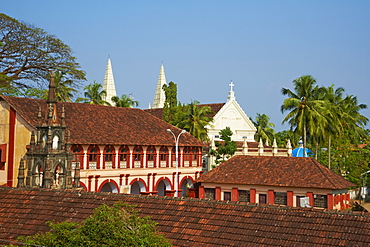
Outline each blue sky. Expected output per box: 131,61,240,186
3,1,370,131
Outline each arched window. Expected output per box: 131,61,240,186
133,146,143,168
183,147,191,167
146,146,156,168
160,146,168,167
52,135,59,150
71,145,84,170
34,164,43,187
119,146,130,169
104,145,115,169
53,164,65,188
87,145,100,169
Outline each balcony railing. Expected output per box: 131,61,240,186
89,162,97,169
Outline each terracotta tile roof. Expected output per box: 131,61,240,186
0,96,205,147
197,156,355,190
144,103,225,119
0,187,369,246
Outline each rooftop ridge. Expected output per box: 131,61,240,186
1,187,368,218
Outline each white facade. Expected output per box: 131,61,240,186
207,82,256,142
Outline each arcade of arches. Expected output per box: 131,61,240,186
70,144,202,196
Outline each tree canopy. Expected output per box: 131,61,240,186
0,13,85,91
18,201,171,247
251,113,275,145
112,94,139,108
76,82,110,105
210,127,237,166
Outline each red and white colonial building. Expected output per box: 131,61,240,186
0,76,205,196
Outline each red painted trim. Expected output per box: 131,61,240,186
94,175,100,191
268,190,275,205
250,189,256,203
327,194,333,210
199,185,205,199
79,181,87,191
88,175,93,191
179,176,195,187
232,187,238,201
98,179,120,193
215,187,221,200
306,192,314,207
154,177,172,192
7,107,16,187
129,178,148,191
287,191,293,206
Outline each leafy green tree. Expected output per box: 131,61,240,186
112,94,139,108
251,113,275,144
18,201,171,247
76,82,110,105
0,13,85,90
176,101,213,142
162,81,178,123
275,130,299,149
281,75,328,157
210,127,237,166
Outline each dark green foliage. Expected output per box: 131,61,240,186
210,127,237,165
275,130,299,149
112,94,139,108
76,82,110,105
0,13,85,92
250,113,275,144
162,81,178,122
18,201,171,247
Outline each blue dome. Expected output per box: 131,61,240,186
292,146,313,157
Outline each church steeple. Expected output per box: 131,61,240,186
152,63,167,108
227,81,236,102
102,57,117,106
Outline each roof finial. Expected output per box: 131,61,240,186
227,81,236,102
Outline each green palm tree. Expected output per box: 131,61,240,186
251,113,275,144
111,94,139,108
281,75,327,157
76,82,110,105
52,71,79,102
177,101,214,142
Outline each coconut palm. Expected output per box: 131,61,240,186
76,82,110,105
111,94,139,108
281,75,327,157
52,71,79,102
251,113,275,145
177,101,214,142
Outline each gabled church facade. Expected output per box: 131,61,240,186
0,73,205,196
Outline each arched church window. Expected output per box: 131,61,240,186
52,135,59,150
34,165,43,187
53,165,64,188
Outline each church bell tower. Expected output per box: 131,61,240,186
17,71,80,189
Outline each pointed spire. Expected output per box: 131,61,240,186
102,57,117,106
265,139,269,147
258,138,264,155
286,139,292,157
272,138,278,156
47,71,56,104
242,137,248,155
153,63,167,108
227,81,236,102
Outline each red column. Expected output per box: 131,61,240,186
88,175,93,191
340,194,344,210
345,193,350,209
199,186,205,199
287,191,293,207
268,190,275,205
306,192,314,207
147,173,152,192
232,187,239,201
119,174,125,186
215,187,221,200
94,175,100,191
7,108,16,187
250,189,256,203
327,194,334,210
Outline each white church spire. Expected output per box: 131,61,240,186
152,63,167,108
227,81,236,102
102,57,117,106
